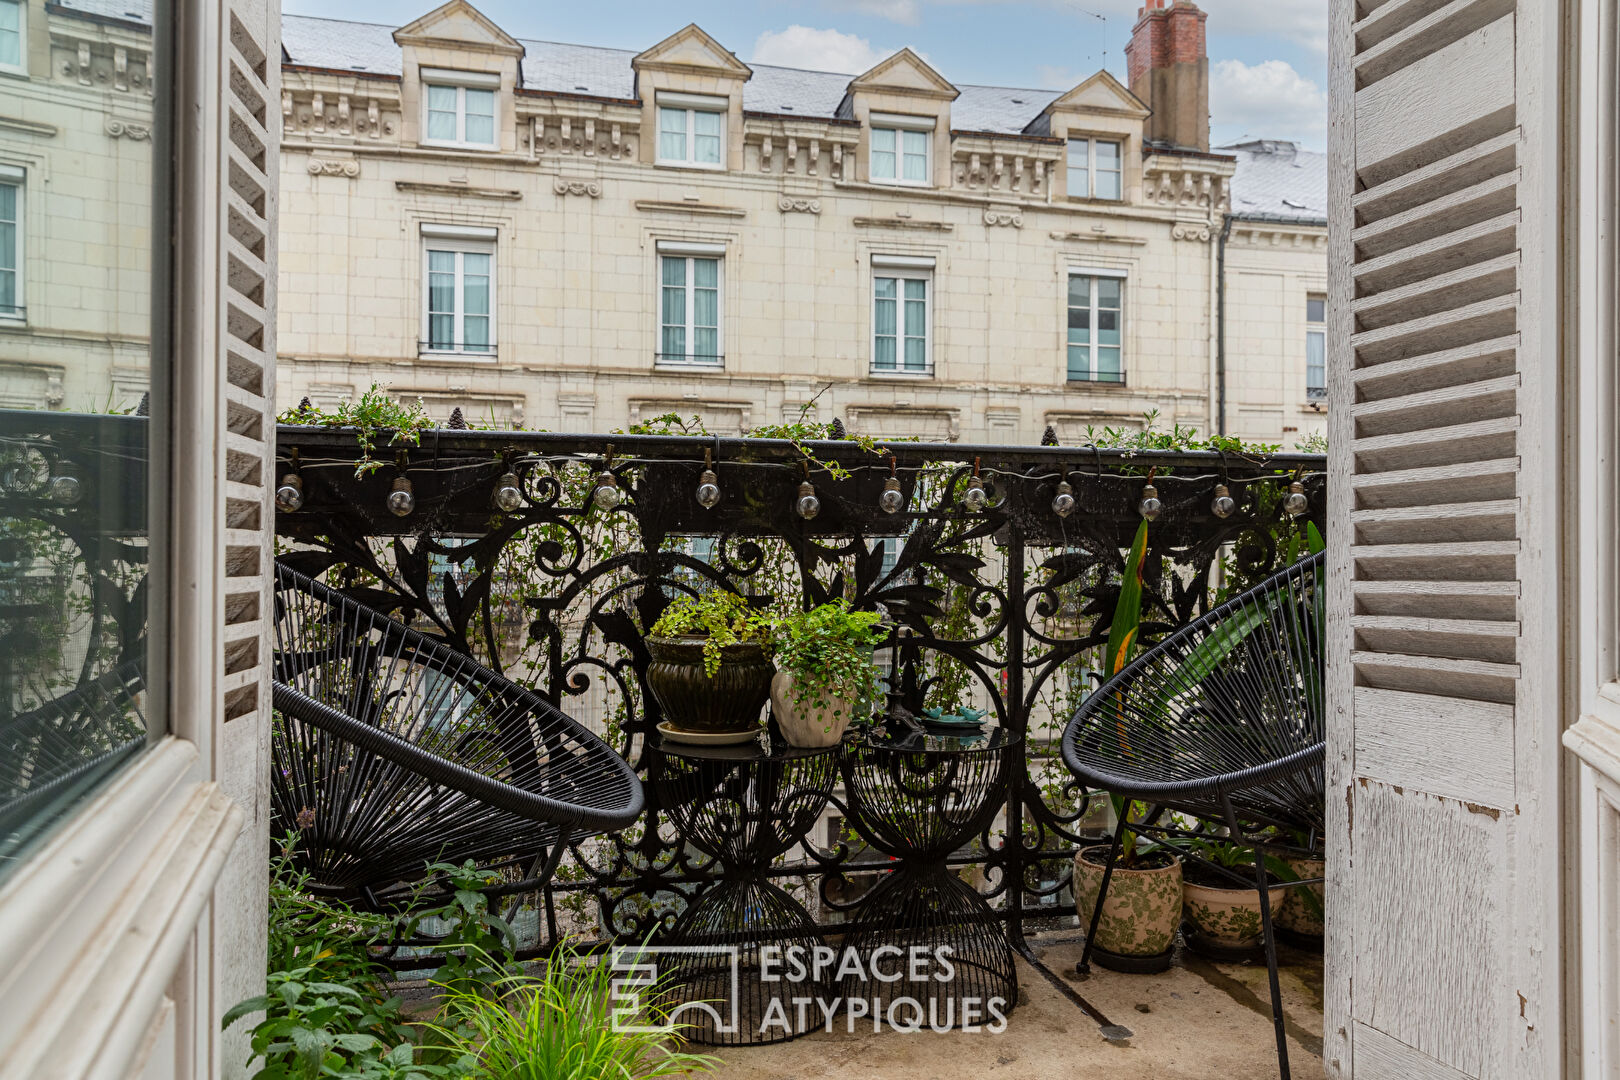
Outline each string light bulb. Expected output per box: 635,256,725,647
491,470,523,512
696,450,721,509
879,476,905,514
592,471,623,510
47,465,83,506
1052,478,1076,518
796,480,821,520
961,458,988,511
387,475,415,517
275,473,305,513
1284,479,1309,518
1210,483,1235,519
1139,483,1162,522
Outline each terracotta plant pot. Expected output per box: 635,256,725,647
1182,866,1291,950
1275,856,1325,938
1072,845,1183,960
645,635,772,735
770,670,857,748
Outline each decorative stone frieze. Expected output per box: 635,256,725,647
778,196,821,214
1171,223,1211,242
1142,153,1232,212
308,158,360,178
105,119,152,140
554,178,603,198
984,207,1023,228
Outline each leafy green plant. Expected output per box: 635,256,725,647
398,860,521,996
280,385,434,476
428,942,720,1080
1171,833,1321,918
1103,519,1151,867
649,590,773,678
772,600,887,729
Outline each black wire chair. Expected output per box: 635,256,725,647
272,561,644,904
1060,551,1324,1080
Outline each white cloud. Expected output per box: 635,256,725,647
1209,58,1326,146
751,26,891,75
1212,0,1328,55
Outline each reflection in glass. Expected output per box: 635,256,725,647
0,0,166,881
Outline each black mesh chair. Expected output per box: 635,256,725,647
272,561,643,904
1060,552,1324,1080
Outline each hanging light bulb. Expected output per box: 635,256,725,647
1210,483,1235,519
961,457,988,511
796,480,821,520
696,469,721,509
1284,480,1309,517
1052,479,1076,518
879,476,905,514
592,471,623,510
491,470,523,512
47,465,83,506
1139,483,1162,522
387,475,415,517
275,473,305,513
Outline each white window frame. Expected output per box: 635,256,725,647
869,113,934,188
1066,267,1126,383
420,225,496,358
1306,294,1327,400
0,164,21,323
655,92,727,170
655,241,725,368
0,0,25,77
1066,136,1124,201
871,254,933,377
420,68,500,150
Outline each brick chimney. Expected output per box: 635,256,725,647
1124,0,1210,152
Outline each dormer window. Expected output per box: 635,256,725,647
656,93,726,169
1067,137,1123,200
421,68,499,150
870,113,933,186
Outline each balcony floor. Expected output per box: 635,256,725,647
704,932,1325,1080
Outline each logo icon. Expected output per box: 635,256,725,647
609,945,740,1036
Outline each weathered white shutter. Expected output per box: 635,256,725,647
1328,0,1560,1077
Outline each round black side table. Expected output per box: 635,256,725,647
839,729,1020,1029
650,736,841,1046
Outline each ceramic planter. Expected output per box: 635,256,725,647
1183,868,1291,951
770,670,858,748
1275,856,1325,938
1072,845,1183,963
645,635,772,735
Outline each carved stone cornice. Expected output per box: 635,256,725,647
1048,230,1149,246
633,200,746,218
777,196,821,214
554,178,602,198
853,216,952,232
0,115,58,138
308,158,360,178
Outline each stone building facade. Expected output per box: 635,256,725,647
268,0,1326,445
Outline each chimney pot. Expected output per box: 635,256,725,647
1125,0,1210,152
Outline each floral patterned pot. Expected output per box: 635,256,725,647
1072,845,1183,961
645,636,772,735
1182,867,1291,951
1275,856,1325,938
770,670,857,748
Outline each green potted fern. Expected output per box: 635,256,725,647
646,591,774,740
770,600,886,748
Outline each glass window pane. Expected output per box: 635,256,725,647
461,251,490,278
1097,278,1121,307
464,88,494,119
695,110,722,137
1,0,168,880
874,276,897,300
659,108,687,161
872,128,896,153
661,255,686,287
1068,274,1089,306
1067,138,1089,167
662,285,685,327
694,327,718,360
427,85,457,111
903,278,926,301
430,312,454,349
693,258,718,288
463,314,489,350
694,135,721,164
1307,298,1326,322
462,272,489,317
1097,348,1122,379
1095,140,1120,169
874,296,896,336
427,108,457,142
428,249,455,274
1067,139,1089,197
1068,308,1090,338
1096,169,1121,200
661,324,685,358
464,113,494,145
904,297,926,337
1068,344,1089,380
874,334,896,369
902,130,928,181
904,336,926,370
693,286,717,330
1097,310,1119,346
428,272,455,315
871,128,896,179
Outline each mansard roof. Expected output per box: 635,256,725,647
1217,139,1328,225
278,14,1067,136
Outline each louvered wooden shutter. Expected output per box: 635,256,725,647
1328,0,1557,1076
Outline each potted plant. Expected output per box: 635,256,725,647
646,591,774,738
1177,836,1293,957
1073,812,1183,971
770,600,886,748
1275,839,1326,941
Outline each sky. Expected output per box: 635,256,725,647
280,0,1328,152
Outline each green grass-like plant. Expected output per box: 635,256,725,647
429,943,720,1080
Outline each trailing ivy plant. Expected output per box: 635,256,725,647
279,386,434,477
648,590,774,677
771,600,887,727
